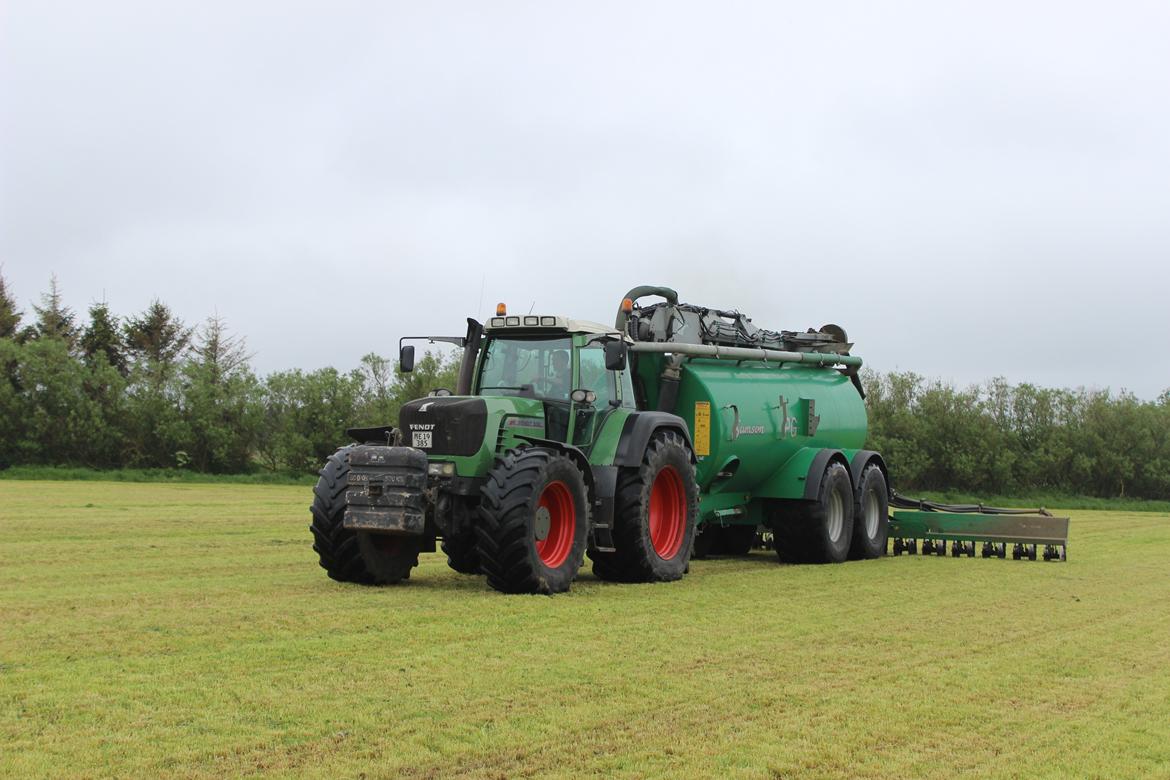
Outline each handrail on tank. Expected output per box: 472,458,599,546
628,340,863,368
615,285,679,332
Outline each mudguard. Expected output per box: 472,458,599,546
613,412,694,467
755,446,851,501
847,450,889,494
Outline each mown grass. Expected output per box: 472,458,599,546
4,466,1166,513
1,480,1168,779
0,466,314,486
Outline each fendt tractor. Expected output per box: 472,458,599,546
310,286,1069,594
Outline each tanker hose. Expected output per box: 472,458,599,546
889,491,1053,517
616,285,679,332
849,372,866,399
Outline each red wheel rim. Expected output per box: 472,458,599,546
535,480,575,568
649,466,686,560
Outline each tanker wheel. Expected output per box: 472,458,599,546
848,464,888,560
441,531,481,574
774,461,855,564
590,431,698,583
720,524,759,556
309,445,377,584
475,448,589,594
357,532,422,584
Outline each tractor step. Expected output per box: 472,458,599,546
887,493,1069,562
590,519,616,553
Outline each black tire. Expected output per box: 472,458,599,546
691,524,716,559
357,532,421,584
310,446,422,585
476,448,589,594
310,446,376,584
590,430,698,583
848,464,888,560
719,524,759,556
772,461,855,564
441,531,481,574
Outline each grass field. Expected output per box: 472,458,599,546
2,481,1169,778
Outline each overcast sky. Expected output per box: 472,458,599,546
2,1,1168,397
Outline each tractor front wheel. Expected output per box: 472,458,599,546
475,448,589,594
357,532,421,584
310,446,376,584
590,430,698,582
441,531,481,574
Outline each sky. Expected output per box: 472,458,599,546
2,1,1168,398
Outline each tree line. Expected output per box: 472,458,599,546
1,273,1167,498
0,273,457,474
863,371,1170,499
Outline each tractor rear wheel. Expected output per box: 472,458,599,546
590,430,698,583
441,532,480,574
475,448,589,594
848,464,889,559
772,461,855,564
310,446,377,584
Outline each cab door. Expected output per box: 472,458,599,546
571,345,621,452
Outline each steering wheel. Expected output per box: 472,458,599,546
530,375,555,395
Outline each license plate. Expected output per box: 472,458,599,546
412,431,433,449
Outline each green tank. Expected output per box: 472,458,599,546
676,360,867,492
619,289,884,560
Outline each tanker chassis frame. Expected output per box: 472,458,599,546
310,286,1069,594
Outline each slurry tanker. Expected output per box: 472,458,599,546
310,285,1069,594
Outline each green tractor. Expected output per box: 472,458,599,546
310,285,1067,594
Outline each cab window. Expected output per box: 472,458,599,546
577,347,616,408
477,335,573,401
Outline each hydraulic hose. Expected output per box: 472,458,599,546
889,491,1053,517
615,285,679,332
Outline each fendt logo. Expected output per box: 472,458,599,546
410,423,435,449
419,401,435,412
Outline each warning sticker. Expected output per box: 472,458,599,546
693,401,711,457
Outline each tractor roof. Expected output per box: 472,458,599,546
484,315,629,341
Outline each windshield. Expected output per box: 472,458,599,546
477,335,573,402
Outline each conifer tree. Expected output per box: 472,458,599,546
0,268,21,339
81,301,127,374
124,299,191,377
31,275,77,346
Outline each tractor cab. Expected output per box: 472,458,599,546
396,308,635,455
473,314,636,449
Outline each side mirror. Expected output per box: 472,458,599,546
399,345,415,373
604,341,628,371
